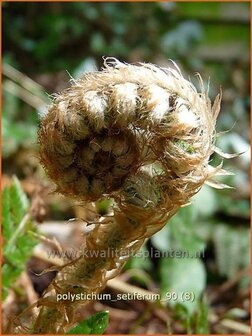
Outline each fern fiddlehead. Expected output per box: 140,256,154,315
13,58,228,333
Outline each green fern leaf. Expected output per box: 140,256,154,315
2,176,37,301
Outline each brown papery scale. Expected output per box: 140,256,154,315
11,58,232,334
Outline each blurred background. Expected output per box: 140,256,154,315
2,2,250,334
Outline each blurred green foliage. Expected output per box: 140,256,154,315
2,2,250,73
155,185,249,307
2,177,37,300
2,92,38,158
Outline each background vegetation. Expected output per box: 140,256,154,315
2,2,250,334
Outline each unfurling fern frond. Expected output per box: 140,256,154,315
12,58,230,334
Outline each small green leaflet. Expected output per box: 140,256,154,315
67,311,109,335
2,176,37,300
